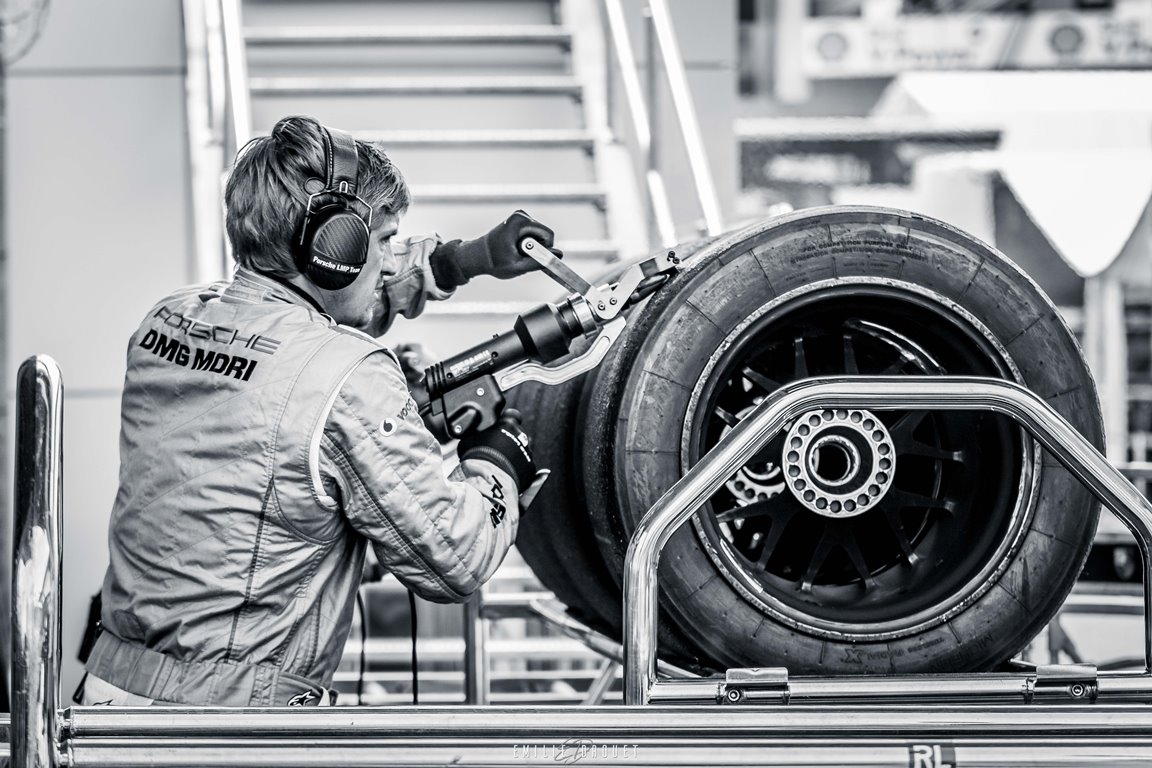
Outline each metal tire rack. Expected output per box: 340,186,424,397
11,356,1152,767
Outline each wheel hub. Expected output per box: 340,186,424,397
783,408,895,519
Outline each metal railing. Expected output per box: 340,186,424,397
12,356,65,768
601,0,722,249
457,591,698,705
622,375,1152,705
181,0,251,283
10,366,1152,765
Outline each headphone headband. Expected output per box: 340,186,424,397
325,126,360,196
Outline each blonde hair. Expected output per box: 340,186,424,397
224,115,410,278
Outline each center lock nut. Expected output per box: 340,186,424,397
782,409,896,518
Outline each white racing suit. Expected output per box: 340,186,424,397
84,241,519,706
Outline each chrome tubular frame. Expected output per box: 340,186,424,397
11,371,1152,765
623,376,1152,704
52,705,1152,766
12,356,65,768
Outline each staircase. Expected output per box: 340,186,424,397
238,0,626,354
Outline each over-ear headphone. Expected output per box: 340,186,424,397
294,125,372,291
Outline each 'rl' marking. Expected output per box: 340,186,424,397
909,744,955,768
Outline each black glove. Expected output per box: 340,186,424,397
430,210,564,291
393,342,433,389
456,409,537,491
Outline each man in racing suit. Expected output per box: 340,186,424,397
80,115,558,706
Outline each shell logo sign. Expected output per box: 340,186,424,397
800,10,1152,77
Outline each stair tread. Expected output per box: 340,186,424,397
553,240,621,259
414,184,606,202
246,25,571,45
250,75,583,94
421,301,546,316
351,129,594,147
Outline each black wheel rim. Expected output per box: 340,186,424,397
687,283,1031,638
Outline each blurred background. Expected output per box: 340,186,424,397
2,0,1150,704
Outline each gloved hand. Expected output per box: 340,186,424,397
430,210,564,291
456,409,537,491
394,342,435,389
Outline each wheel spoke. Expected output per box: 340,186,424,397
878,501,920,565
754,506,798,568
800,532,835,593
903,441,965,463
793,337,809,378
842,333,859,374
713,404,740,428
888,410,928,442
880,351,914,374
741,366,780,394
835,526,877,589
889,489,957,516
715,495,792,524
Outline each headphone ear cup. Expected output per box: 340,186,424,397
300,209,370,291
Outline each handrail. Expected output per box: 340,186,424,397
622,376,1152,704
182,0,231,283
204,0,226,145
600,0,722,248
181,0,250,281
646,0,723,236
219,0,252,155
12,356,65,768
601,0,676,248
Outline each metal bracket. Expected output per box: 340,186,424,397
1025,663,1099,703
519,237,592,296
582,249,680,322
521,238,680,323
720,667,790,705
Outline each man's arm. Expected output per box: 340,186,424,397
368,211,564,338
318,351,521,603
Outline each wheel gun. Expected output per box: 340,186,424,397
414,239,681,503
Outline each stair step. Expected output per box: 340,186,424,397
243,0,560,29
250,75,583,97
246,25,572,46
252,93,585,132
355,129,594,150
553,240,621,261
413,184,606,205
421,301,539,317
385,143,594,186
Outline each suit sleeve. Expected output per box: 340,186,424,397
318,350,519,603
382,235,454,327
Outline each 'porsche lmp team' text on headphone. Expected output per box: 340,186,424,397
294,125,372,291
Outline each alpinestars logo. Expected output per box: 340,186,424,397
488,475,507,528
287,689,319,707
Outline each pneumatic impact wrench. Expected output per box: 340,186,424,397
413,238,682,505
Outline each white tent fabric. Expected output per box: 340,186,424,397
872,72,1152,277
